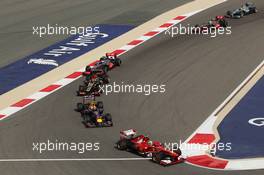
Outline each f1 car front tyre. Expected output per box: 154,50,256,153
173,148,182,155
144,152,152,158
96,101,104,109
115,58,122,66
85,66,91,72
104,113,112,122
83,115,92,123
103,66,109,73
76,103,84,112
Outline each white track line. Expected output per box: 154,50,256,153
0,158,151,162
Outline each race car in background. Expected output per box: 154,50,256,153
76,96,113,128
76,95,103,113
213,15,229,27
85,53,122,73
82,69,110,84
192,16,228,33
77,73,108,96
226,2,257,19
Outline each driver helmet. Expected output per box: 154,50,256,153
89,101,97,110
148,140,153,146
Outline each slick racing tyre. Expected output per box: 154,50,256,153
100,56,107,61
115,58,122,66
104,113,112,122
102,76,110,84
103,66,109,73
85,65,91,72
152,154,159,163
79,85,86,92
83,114,92,123
116,140,127,150
144,152,152,158
226,11,231,16
173,147,182,155
96,101,104,109
76,103,84,112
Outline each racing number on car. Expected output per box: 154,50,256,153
248,118,264,127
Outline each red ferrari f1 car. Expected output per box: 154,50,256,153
116,129,161,157
76,96,113,128
116,129,185,166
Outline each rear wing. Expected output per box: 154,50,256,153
106,53,117,59
82,95,95,103
120,129,137,139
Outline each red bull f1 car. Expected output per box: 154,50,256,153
76,96,113,128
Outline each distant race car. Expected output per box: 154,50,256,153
213,15,229,27
226,2,257,19
82,69,110,83
85,53,122,73
152,147,185,166
116,129,163,157
76,76,105,96
192,16,228,33
76,96,113,128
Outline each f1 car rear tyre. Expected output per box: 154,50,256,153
83,115,92,123
173,148,182,156
115,58,122,66
116,140,127,150
79,85,86,91
97,101,104,109
103,77,110,84
241,11,245,17
144,152,152,158
85,66,91,72
103,66,109,73
76,103,84,111
152,154,159,163
100,56,106,61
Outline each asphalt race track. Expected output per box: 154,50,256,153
0,0,264,175
0,0,191,68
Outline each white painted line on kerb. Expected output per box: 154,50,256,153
0,158,151,162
